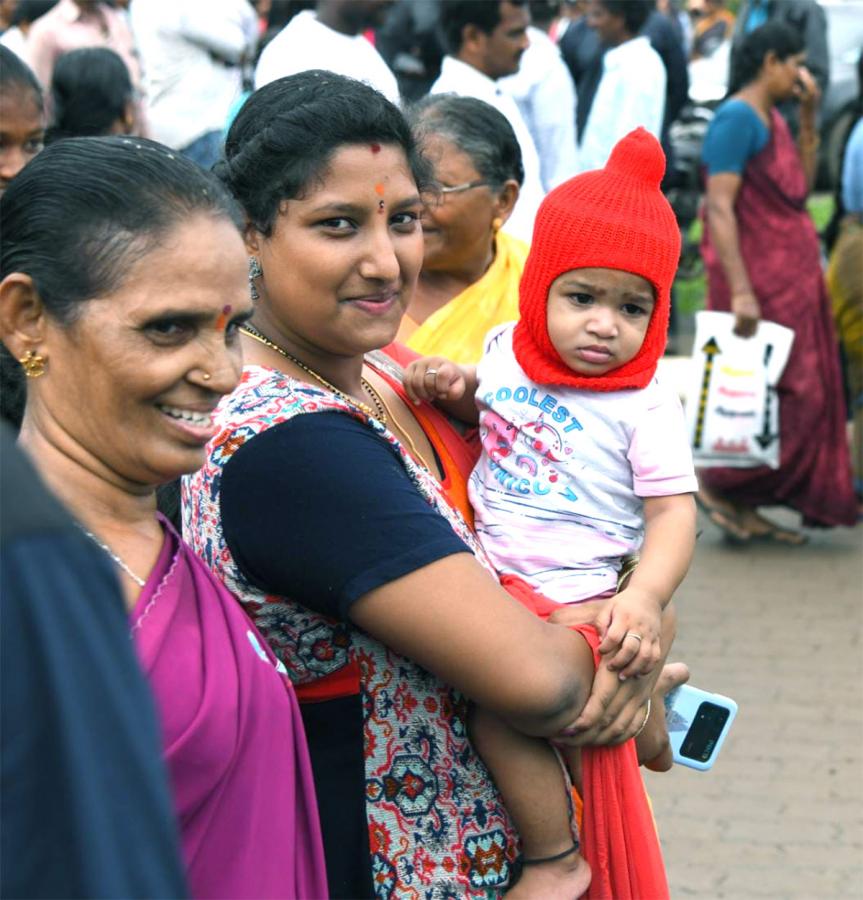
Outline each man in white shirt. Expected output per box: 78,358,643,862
431,0,545,243
578,0,666,173
254,0,399,106
131,0,257,168
499,1,579,191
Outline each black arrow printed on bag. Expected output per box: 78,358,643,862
693,336,721,449
755,343,778,449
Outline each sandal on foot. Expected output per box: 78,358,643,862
745,525,808,546
694,493,751,543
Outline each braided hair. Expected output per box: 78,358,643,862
218,70,433,235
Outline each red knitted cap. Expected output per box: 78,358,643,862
513,128,681,391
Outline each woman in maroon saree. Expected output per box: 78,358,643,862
698,22,857,540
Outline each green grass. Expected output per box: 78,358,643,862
807,192,835,233
674,217,706,316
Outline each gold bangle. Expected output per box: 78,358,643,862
633,698,652,739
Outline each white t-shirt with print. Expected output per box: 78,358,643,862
468,325,697,604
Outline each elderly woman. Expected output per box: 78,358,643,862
186,71,683,899
394,94,529,365
698,22,857,540
0,137,327,899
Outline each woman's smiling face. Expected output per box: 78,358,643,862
31,213,251,486
249,142,424,358
419,133,500,273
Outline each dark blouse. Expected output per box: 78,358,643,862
220,411,470,621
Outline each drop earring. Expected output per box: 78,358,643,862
19,349,46,378
248,256,263,301
492,217,503,234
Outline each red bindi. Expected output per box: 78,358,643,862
215,304,232,331
370,143,381,154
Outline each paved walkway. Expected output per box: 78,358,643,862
645,507,863,898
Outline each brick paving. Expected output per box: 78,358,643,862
645,508,863,898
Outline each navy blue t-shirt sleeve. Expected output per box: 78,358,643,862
220,412,470,620
702,99,769,176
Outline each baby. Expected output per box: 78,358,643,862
406,129,697,898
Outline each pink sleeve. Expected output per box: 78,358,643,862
25,22,58,89
627,389,698,497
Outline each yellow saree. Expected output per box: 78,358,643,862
399,231,529,365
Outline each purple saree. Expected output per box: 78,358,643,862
131,518,327,899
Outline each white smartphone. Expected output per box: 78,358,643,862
663,684,737,771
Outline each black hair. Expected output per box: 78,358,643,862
729,21,805,94
10,1,59,27
409,93,524,188
0,45,43,109
596,0,654,37
47,47,133,142
218,70,433,235
528,0,560,27
1,136,243,326
440,0,528,55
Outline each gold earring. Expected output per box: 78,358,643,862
492,217,503,233
19,349,46,378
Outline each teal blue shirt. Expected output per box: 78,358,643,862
702,99,770,177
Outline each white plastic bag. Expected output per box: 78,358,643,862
685,311,795,469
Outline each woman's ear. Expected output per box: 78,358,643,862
762,50,779,73
244,223,261,257
492,179,520,228
122,99,135,134
0,274,47,361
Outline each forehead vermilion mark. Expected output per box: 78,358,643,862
370,143,381,154
215,304,232,331
374,182,385,195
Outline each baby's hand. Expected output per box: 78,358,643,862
404,356,466,405
596,588,662,680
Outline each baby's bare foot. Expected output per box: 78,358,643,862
506,846,591,899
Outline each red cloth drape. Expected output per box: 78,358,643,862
500,573,670,900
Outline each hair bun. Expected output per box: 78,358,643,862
604,127,666,188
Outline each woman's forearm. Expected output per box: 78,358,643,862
798,115,819,192
349,553,595,737
706,199,753,297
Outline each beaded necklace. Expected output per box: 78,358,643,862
241,325,387,424
240,324,434,472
